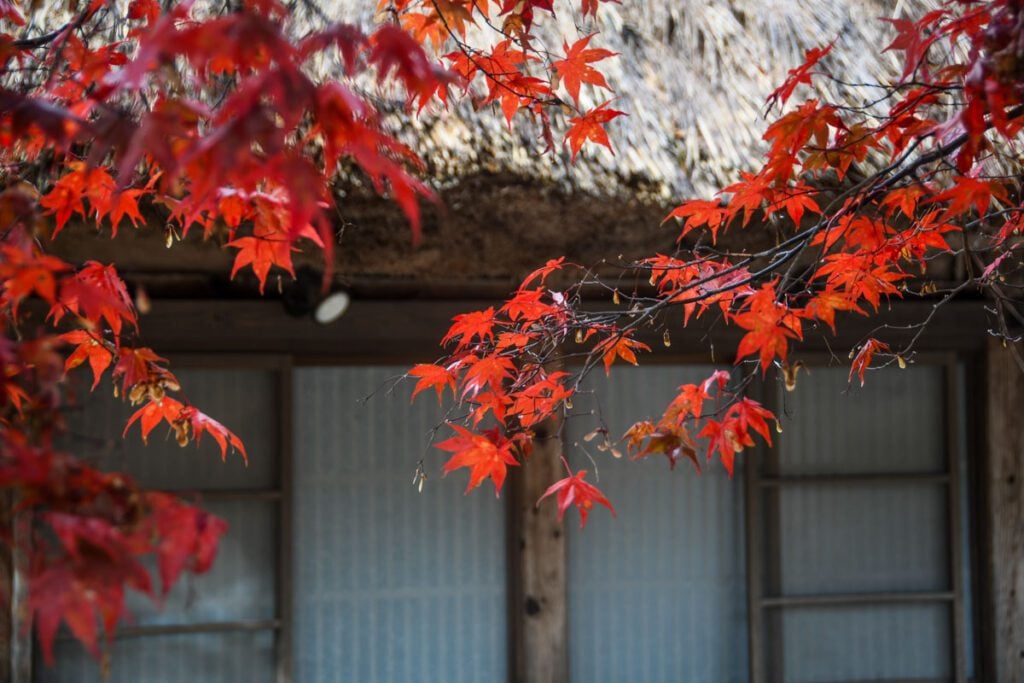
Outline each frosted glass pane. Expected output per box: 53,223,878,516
293,367,508,683
37,630,275,683
774,604,951,682
566,365,748,683
775,484,949,594
776,366,945,475
125,500,277,625
61,369,277,490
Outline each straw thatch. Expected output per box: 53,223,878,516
303,0,928,201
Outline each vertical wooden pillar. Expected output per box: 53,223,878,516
508,417,568,683
1,493,12,683
985,339,1024,681
1,494,30,683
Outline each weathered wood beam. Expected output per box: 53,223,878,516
984,339,1024,682
508,418,568,683
21,298,990,360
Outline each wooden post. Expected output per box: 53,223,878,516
0,492,11,683
985,339,1024,681
0,493,30,683
509,417,568,683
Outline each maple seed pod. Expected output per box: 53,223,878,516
149,383,165,402
612,289,620,305
662,330,671,347
575,329,583,344
565,398,573,409
897,355,907,369
775,420,783,434
128,384,147,405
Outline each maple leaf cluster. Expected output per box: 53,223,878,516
1,224,241,660
415,0,1024,528
0,0,625,658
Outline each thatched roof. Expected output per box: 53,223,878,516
306,0,926,201
40,0,936,289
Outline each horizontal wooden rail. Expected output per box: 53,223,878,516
759,472,950,487
761,590,955,608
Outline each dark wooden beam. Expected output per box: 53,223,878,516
984,339,1024,682
25,297,990,360
508,418,568,683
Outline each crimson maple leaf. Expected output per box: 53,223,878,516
51,262,137,336
437,425,519,496
552,35,616,104
536,458,615,528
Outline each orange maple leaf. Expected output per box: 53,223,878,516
595,332,650,374
564,100,625,160
552,34,615,104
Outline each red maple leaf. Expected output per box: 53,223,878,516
663,199,727,243
552,35,615,104
519,256,566,289
698,398,774,475
408,363,457,403
60,331,113,389
437,425,519,496
766,42,834,111
51,262,137,336
733,284,803,372
564,101,625,160
227,233,297,295
442,307,497,348
594,332,650,374
460,353,515,398
849,338,891,386
536,458,615,528
180,405,248,462
124,396,187,444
